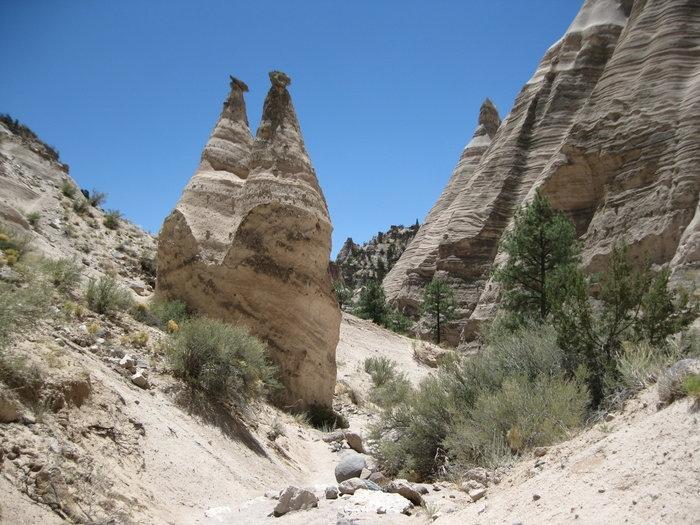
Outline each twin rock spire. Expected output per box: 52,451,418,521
157,71,340,409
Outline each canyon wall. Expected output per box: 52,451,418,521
385,0,700,346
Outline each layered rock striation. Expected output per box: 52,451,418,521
385,0,700,346
158,72,340,408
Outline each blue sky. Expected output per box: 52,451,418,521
1,1,580,257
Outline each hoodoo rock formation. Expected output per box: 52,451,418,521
385,0,700,347
157,72,340,408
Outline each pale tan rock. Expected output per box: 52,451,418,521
157,72,340,408
385,0,700,345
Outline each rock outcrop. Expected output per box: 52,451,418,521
334,222,420,289
157,72,340,408
385,0,700,346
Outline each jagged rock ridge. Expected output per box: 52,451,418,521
157,72,340,408
334,222,420,289
385,0,700,346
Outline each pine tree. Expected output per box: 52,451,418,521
494,190,579,324
357,280,387,325
421,277,456,344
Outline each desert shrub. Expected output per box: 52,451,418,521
26,211,40,227
85,276,133,315
683,374,700,401
385,308,413,335
356,280,387,324
446,374,587,468
72,198,89,215
88,189,107,207
149,298,189,327
166,317,278,402
0,226,31,258
0,278,52,349
129,331,149,348
103,209,122,230
370,323,588,479
40,257,81,294
139,252,157,284
61,181,76,198
167,319,180,333
364,356,398,386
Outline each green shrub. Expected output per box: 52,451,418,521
88,189,107,208
166,317,278,402
385,308,413,335
682,374,700,401
370,323,589,479
72,198,89,215
26,212,40,227
364,356,398,387
103,210,122,230
85,276,133,315
333,280,353,310
149,298,189,327
61,181,76,198
356,280,387,324
40,257,81,294
446,374,587,468
0,278,52,349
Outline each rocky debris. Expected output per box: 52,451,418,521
338,477,382,495
158,72,340,408
386,0,700,345
322,429,345,443
412,340,452,368
273,486,318,517
468,488,487,502
0,390,23,423
386,479,424,506
343,430,365,453
325,485,339,499
368,471,391,488
533,447,548,458
119,354,136,372
657,358,700,406
131,369,150,389
465,467,491,486
341,490,414,517
335,452,367,482
334,223,420,290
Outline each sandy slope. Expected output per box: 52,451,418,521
436,389,700,525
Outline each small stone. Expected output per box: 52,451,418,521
377,506,386,514
360,468,372,480
119,354,136,371
469,488,487,502
533,447,548,457
344,430,365,453
131,369,150,389
386,479,423,506
325,485,339,499
533,494,541,501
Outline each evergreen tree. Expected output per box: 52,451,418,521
494,190,579,324
421,277,456,344
357,280,388,325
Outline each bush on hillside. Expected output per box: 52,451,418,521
166,317,278,403
0,276,52,349
40,257,81,294
85,276,133,315
103,209,122,230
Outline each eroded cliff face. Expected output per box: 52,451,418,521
385,0,700,346
157,72,340,409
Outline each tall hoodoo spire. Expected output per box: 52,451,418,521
158,73,340,409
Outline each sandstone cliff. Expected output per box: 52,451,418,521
385,0,700,346
157,72,340,409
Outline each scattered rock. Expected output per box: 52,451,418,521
119,354,136,371
0,390,23,423
386,479,424,506
465,467,491,486
338,478,382,495
322,430,345,443
325,485,339,499
341,490,414,517
533,494,541,501
273,486,318,517
368,471,391,488
461,480,485,492
469,488,487,502
344,430,365,453
335,452,366,482
533,447,548,457
131,369,150,389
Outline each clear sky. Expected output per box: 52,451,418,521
1,1,580,257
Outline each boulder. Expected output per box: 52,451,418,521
469,488,487,502
341,490,414,517
368,471,391,488
157,72,341,408
131,369,150,390
386,479,423,506
325,485,339,499
335,452,366,483
338,478,382,495
273,486,318,517
344,430,365,453
658,358,700,405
